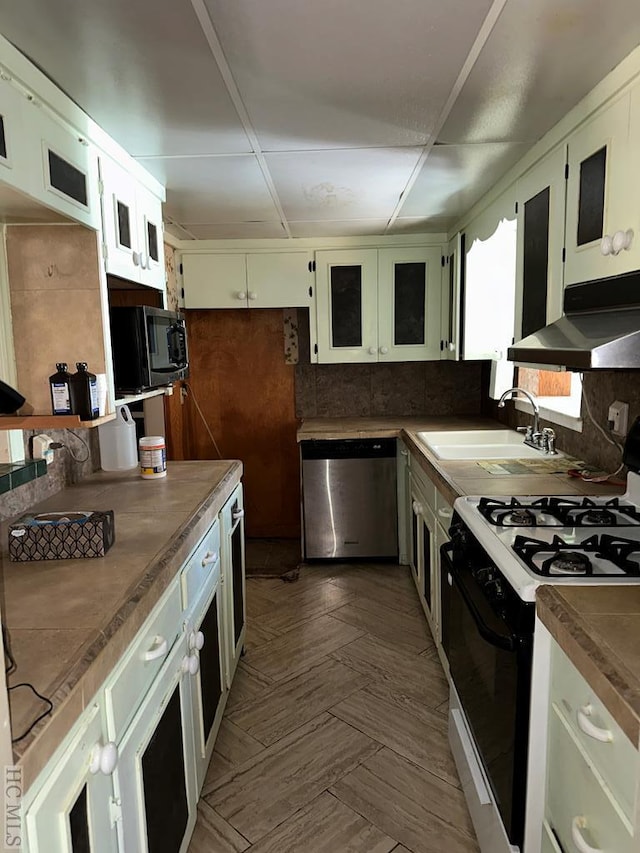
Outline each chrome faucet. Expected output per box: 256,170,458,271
497,387,542,448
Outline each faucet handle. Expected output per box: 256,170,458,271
516,425,533,438
542,427,557,455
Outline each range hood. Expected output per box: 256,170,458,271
508,270,640,370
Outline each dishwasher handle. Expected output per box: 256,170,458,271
300,438,397,460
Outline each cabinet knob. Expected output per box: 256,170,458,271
189,630,205,651
448,342,455,352
181,654,200,676
368,347,377,356
237,291,247,300
248,291,258,301
412,500,423,515
379,346,389,355
132,251,140,266
611,228,634,255
89,741,118,776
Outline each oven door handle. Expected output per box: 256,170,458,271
441,543,517,653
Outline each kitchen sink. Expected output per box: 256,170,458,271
416,429,562,460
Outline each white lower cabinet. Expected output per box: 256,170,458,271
24,702,118,853
23,484,246,853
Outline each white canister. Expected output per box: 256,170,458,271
98,405,138,471
139,435,167,479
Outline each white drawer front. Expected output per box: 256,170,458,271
551,642,637,820
104,580,182,742
435,488,453,529
181,519,221,614
410,466,436,511
546,705,635,853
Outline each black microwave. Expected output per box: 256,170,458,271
109,306,189,394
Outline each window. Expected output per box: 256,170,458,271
515,367,583,431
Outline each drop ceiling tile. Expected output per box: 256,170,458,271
181,222,288,239
388,217,453,234
440,0,640,143
0,0,251,156
398,143,530,221
203,0,493,150
288,220,390,238
136,156,281,223
266,148,423,221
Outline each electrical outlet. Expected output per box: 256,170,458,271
32,433,54,465
607,401,629,436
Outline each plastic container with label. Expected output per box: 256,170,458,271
139,436,167,479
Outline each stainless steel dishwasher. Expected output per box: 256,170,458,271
301,438,398,559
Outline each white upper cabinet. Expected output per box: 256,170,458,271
0,75,33,197
100,154,165,291
316,246,442,364
564,90,639,284
440,234,461,360
182,251,313,309
515,146,567,340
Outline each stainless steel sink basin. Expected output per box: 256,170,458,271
416,429,561,460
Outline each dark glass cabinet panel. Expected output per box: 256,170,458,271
231,513,244,647
394,262,426,345
117,201,132,249
422,518,431,608
330,266,362,348
142,687,188,853
69,785,90,853
47,150,88,206
0,116,6,160
522,187,550,337
577,146,606,246
448,253,455,343
411,506,419,580
200,590,223,741
148,221,159,262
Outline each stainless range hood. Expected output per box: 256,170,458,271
508,270,640,370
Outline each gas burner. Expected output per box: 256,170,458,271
509,509,536,526
546,551,592,575
582,509,617,525
548,497,640,527
512,533,640,577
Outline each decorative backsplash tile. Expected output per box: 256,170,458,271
283,309,299,365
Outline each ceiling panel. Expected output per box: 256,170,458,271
202,0,493,150
265,148,423,221
398,142,529,222
289,220,391,238
387,217,453,234
136,156,280,224
0,0,251,157
440,0,640,143
181,222,288,239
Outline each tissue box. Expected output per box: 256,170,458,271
8,510,115,561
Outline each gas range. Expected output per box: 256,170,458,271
452,472,640,602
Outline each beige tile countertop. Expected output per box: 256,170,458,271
0,460,242,789
297,416,625,504
537,586,640,748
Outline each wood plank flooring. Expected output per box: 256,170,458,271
189,563,479,853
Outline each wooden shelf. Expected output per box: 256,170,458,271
0,413,116,430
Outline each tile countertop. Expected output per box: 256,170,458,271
297,416,625,504
537,586,640,749
0,460,242,790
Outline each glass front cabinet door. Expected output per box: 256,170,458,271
315,249,379,363
24,703,118,853
377,246,442,361
220,485,246,687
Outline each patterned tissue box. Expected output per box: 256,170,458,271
8,510,115,561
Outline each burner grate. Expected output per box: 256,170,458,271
478,496,640,527
512,533,640,577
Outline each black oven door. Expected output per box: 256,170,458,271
441,542,532,849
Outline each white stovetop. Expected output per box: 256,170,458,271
454,472,640,602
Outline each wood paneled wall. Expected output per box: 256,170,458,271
183,309,300,539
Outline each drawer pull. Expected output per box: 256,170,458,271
142,635,168,662
577,705,613,743
571,816,602,853
201,550,218,568
232,508,245,521
89,741,118,776
438,507,453,519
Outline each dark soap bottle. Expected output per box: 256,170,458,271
70,362,99,421
49,362,72,415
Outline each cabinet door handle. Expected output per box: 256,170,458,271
201,550,218,568
232,508,245,521
571,817,602,853
367,346,377,356
89,741,118,776
577,705,613,742
142,635,168,662
379,346,389,355
400,449,409,456
248,291,258,300
237,291,247,300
